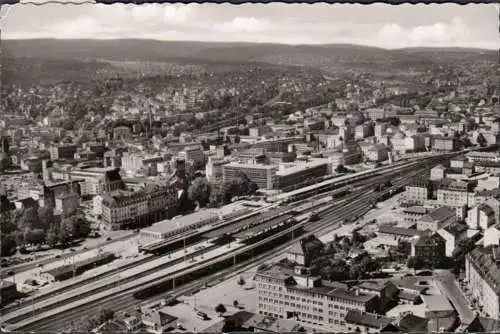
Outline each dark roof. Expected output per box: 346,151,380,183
420,206,455,223
105,169,122,182
202,311,255,333
16,197,38,208
288,235,324,256
403,206,429,215
478,203,495,216
466,316,500,332
378,225,419,237
476,161,500,168
397,290,422,302
345,310,392,329
44,252,115,278
467,246,500,295
413,233,445,247
395,314,428,332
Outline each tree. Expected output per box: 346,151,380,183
19,207,41,230
215,303,227,314
0,154,12,173
58,220,73,246
335,164,348,174
208,185,225,208
24,228,45,246
233,300,239,308
67,215,91,239
98,308,115,323
407,256,424,271
351,230,366,246
38,207,55,231
46,223,59,247
188,177,212,208
1,233,17,256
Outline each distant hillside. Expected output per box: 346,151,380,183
2,39,388,63
2,39,497,86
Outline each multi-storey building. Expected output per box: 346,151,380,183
223,163,277,190
466,151,500,164
179,145,205,169
54,192,80,217
254,265,379,332
205,156,229,184
467,203,496,230
252,137,303,153
436,180,476,208
404,179,431,205
410,232,446,262
275,159,331,190
465,246,500,319
49,143,77,160
403,206,430,225
121,152,163,177
432,136,457,152
113,126,132,140
69,167,124,198
366,144,388,163
101,186,177,230
417,206,456,232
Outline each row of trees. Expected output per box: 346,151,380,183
187,173,258,209
1,196,91,257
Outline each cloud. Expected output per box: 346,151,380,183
376,17,475,48
163,4,195,25
215,17,270,33
49,16,106,38
2,3,498,49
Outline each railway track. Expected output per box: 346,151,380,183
3,155,442,318
3,243,219,324
15,160,434,331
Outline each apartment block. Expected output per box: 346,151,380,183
101,186,177,230
465,246,500,319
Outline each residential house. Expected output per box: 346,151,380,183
286,235,324,267
410,232,446,263
467,203,496,230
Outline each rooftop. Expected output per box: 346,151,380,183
345,310,392,329
467,246,500,295
276,159,330,177
421,295,454,312
420,206,455,223
378,225,420,237
142,209,220,235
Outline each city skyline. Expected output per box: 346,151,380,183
2,2,499,49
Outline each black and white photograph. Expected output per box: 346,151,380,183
0,2,499,333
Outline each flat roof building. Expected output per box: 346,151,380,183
140,209,220,241
223,162,277,190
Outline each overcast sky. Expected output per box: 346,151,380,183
2,2,499,49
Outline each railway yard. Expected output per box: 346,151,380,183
0,151,466,331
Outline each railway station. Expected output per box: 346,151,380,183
42,252,116,282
